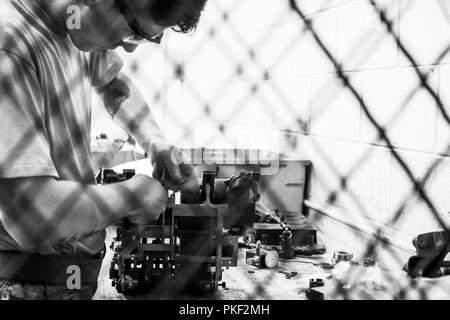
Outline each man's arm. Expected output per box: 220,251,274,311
98,71,167,153
97,71,197,191
0,175,167,252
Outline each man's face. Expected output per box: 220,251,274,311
68,0,167,52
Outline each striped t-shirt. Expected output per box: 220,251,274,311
0,0,123,255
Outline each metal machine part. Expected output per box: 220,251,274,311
404,231,450,278
305,278,327,300
309,278,324,288
278,231,325,259
331,251,354,265
181,171,260,232
245,241,279,268
253,212,323,256
320,262,334,270
363,258,376,267
245,226,325,259
100,169,259,295
279,228,295,259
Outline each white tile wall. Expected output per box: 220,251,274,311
265,77,311,133
336,1,400,70
435,65,450,154
310,73,362,141
360,66,439,152
398,0,450,66
389,150,440,231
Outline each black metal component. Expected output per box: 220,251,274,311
363,258,376,267
309,278,324,288
101,168,257,295
224,172,260,232
404,231,450,278
201,171,215,201
306,278,328,300
292,235,326,256
279,228,295,259
96,168,136,184
253,211,320,252
180,171,260,233
302,161,313,218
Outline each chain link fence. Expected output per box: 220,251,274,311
1,0,450,300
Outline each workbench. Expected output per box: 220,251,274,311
93,227,450,300
91,158,450,300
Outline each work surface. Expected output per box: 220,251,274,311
93,227,450,300
93,227,332,300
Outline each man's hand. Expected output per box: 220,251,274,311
126,175,168,224
99,73,198,192
150,141,198,192
98,73,198,192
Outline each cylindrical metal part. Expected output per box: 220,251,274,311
331,251,353,265
264,251,279,268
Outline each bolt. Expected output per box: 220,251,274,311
417,236,428,248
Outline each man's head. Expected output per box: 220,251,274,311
68,0,208,52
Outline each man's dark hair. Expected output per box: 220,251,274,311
146,0,208,33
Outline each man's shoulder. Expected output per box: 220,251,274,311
0,1,36,66
0,0,62,69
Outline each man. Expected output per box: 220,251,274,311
0,0,207,299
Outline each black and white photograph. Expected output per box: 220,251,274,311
0,0,449,311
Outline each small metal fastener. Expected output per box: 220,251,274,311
363,258,376,267
309,278,324,288
332,251,353,264
320,263,334,269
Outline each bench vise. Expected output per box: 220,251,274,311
97,169,259,295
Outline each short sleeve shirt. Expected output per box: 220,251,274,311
0,0,123,255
